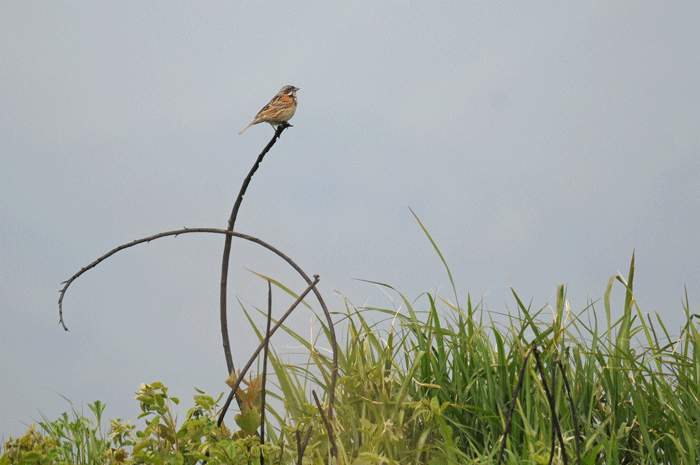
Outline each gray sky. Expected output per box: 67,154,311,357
1,2,699,440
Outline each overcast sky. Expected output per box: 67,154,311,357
2,2,699,440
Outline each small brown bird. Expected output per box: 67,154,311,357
238,85,299,135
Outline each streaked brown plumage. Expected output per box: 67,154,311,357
239,85,299,135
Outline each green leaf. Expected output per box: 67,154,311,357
235,408,260,436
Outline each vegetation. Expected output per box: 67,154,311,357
23,99,696,463
3,251,698,464
269,255,699,464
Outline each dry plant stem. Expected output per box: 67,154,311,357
220,123,290,377
59,228,281,330
259,281,273,465
532,348,568,465
557,360,582,465
497,345,533,465
312,389,337,458
58,226,339,421
217,275,320,428
496,345,579,465
549,364,557,465
295,426,313,465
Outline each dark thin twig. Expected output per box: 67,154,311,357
60,228,290,330
557,360,582,465
299,426,314,465
497,345,533,465
497,346,581,465
297,426,313,465
259,281,273,465
58,225,339,425
548,362,556,465
220,123,290,377
312,390,337,458
213,122,339,422
217,275,320,428
532,347,568,465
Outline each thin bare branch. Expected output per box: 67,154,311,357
294,426,313,465
220,123,291,375
59,226,338,428
497,344,533,465
296,425,313,465
259,280,273,464
60,227,299,331
557,359,582,465
312,389,337,459
217,275,320,428
532,347,568,465
59,225,339,423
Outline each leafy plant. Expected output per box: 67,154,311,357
5,257,698,464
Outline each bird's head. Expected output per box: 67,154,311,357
280,85,299,99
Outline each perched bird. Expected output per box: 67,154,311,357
238,85,299,135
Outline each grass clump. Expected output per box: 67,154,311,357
266,252,699,464
3,255,698,464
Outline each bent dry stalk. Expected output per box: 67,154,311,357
58,227,340,459
497,344,581,465
59,121,340,461
220,122,291,377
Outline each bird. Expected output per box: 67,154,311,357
238,85,299,135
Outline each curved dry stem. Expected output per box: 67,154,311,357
556,359,582,465
313,389,338,458
57,226,338,424
532,348,568,465
259,281,273,454
220,123,291,375
497,345,533,465
295,426,313,465
217,275,320,428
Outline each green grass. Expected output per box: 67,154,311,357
3,254,698,464
262,251,698,464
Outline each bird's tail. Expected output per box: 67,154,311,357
238,122,254,135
